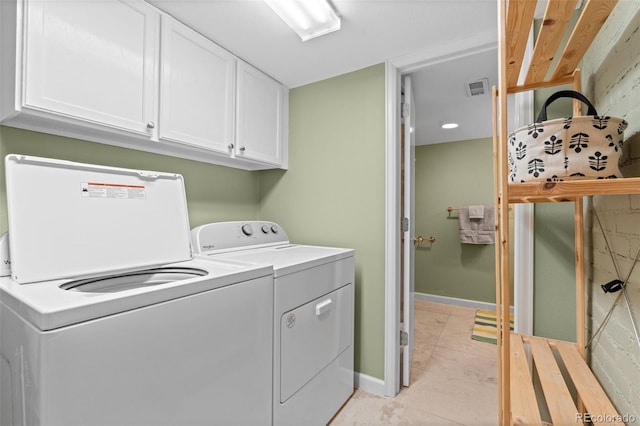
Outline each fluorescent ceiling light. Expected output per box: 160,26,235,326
265,0,341,41
441,123,459,129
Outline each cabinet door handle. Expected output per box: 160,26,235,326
146,121,156,129
315,298,333,316
228,143,234,150
239,146,246,152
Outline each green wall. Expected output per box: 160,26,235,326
414,138,496,303
533,203,576,341
258,64,386,379
0,126,260,233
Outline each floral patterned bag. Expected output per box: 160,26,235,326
508,90,628,182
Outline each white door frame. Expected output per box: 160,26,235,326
512,32,535,337
384,60,402,396
401,74,416,387
383,41,534,397
513,90,534,337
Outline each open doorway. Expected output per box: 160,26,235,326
384,43,533,396
385,42,533,397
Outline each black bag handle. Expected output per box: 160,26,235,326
536,90,598,122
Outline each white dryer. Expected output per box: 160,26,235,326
191,221,355,426
0,155,274,426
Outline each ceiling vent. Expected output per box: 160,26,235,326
465,78,489,97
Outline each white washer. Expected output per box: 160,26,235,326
191,221,355,426
0,155,274,426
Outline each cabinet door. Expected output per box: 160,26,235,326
159,16,235,154
236,61,286,166
23,0,159,136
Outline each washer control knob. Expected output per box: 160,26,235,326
241,224,253,236
271,225,279,234
261,225,270,234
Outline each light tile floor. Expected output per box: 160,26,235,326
330,300,499,425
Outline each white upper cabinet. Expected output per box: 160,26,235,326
159,15,236,154
0,0,287,170
22,0,159,136
236,61,288,167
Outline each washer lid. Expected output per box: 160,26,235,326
5,155,193,284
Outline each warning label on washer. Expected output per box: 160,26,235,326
81,182,146,199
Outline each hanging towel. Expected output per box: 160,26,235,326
468,205,484,219
459,206,495,244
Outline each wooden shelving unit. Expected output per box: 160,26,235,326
494,0,640,424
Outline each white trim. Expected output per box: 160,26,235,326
354,372,387,397
512,30,535,336
514,204,534,334
389,34,497,72
415,292,514,313
383,61,401,397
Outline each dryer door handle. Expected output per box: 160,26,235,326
315,299,333,316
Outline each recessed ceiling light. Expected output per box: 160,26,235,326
441,123,459,129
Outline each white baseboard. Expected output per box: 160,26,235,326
354,371,386,397
415,292,514,313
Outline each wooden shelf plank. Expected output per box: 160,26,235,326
510,334,542,425
510,335,622,425
554,340,624,425
507,177,640,203
507,75,574,94
550,0,618,80
528,337,579,425
505,0,537,88
506,0,618,93
524,0,579,86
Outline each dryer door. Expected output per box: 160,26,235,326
280,283,353,403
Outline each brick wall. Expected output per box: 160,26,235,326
582,2,640,420
587,196,640,419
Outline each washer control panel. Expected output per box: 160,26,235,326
191,221,288,254
240,222,280,237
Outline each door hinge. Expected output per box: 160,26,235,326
400,331,409,346
402,217,409,232
401,102,409,119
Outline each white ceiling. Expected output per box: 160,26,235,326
147,0,499,145
409,47,498,145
